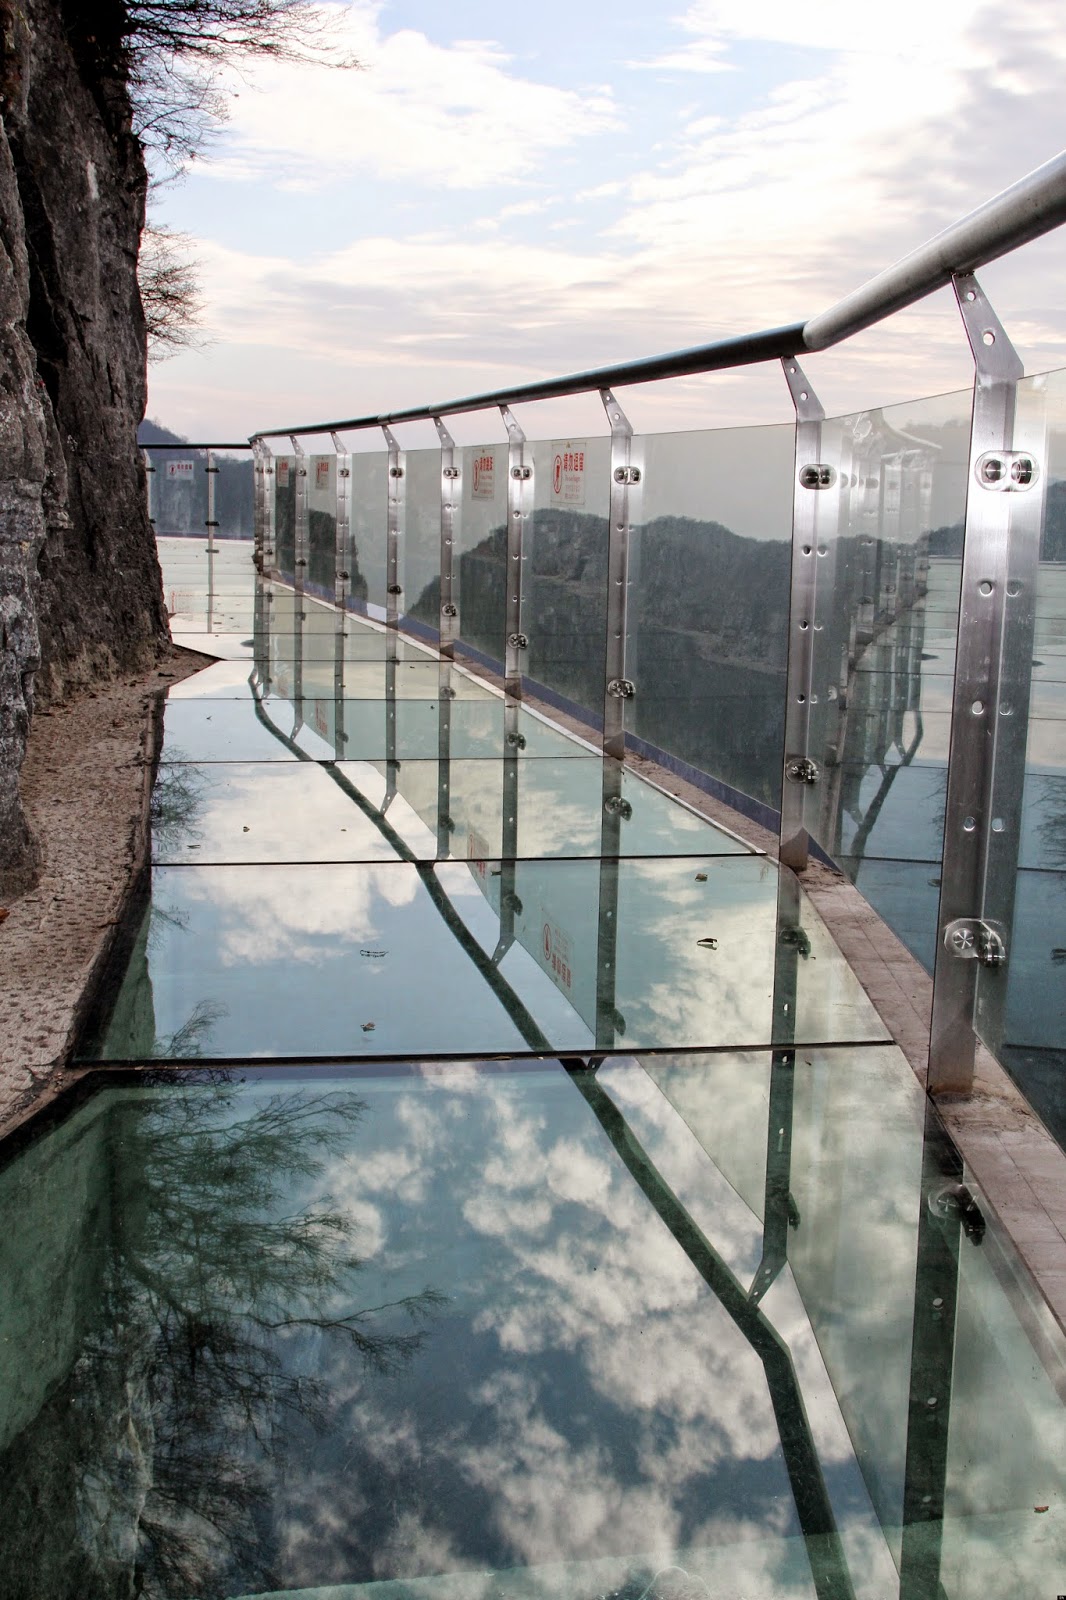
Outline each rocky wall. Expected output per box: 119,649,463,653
0,0,167,895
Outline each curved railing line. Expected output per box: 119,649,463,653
250,149,1066,440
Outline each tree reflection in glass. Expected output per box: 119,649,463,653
0,1081,444,1600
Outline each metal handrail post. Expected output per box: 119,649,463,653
330,431,352,614
382,424,405,630
779,360,832,871
501,405,530,699
928,276,1046,1094
435,417,460,659
289,434,308,594
600,390,641,762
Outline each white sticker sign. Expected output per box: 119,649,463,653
471,451,496,501
276,459,290,488
315,458,331,489
166,459,195,480
550,441,586,506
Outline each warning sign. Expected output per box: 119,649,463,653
471,451,496,501
166,459,195,480
550,441,586,506
315,458,331,489
541,920,574,993
276,459,291,488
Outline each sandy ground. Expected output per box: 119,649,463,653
0,645,212,1135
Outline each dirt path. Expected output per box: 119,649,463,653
0,646,212,1134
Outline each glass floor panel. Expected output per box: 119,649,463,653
2,1054,1063,1600
161,695,596,763
150,759,750,865
7,540,1064,1598
85,854,887,1060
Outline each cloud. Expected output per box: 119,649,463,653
151,1,1066,440
206,3,619,190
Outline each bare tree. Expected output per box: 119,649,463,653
139,222,207,358
125,0,359,175
126,2,360,356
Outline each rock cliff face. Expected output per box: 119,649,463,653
0,0,167,894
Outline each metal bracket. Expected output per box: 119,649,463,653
501,405,528,697
601,388,641,762
943,918,1007,967
382,424,405,627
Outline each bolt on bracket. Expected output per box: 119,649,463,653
975,450,1038,491
943,918,1007,967
607,678,635,699
785,757,820,785
799,464,837,490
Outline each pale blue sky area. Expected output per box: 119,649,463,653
147,0,1066,443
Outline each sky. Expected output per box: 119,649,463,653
146,0,1066,447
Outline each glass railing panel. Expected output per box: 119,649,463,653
350,451,387,618
144,448,254,542
524,437,611,721
996,366,1066,1146
629,423,794,813
306,453,337,598
456,441,508,667
273,453,296,579
787,1044,929,1566
806,390,971,970
939,1198,1066,1594
402,446,442,640
157,536,258,632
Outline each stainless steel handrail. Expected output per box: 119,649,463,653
252,148,1066,440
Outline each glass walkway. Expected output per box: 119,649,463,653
1,536,1062,1600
